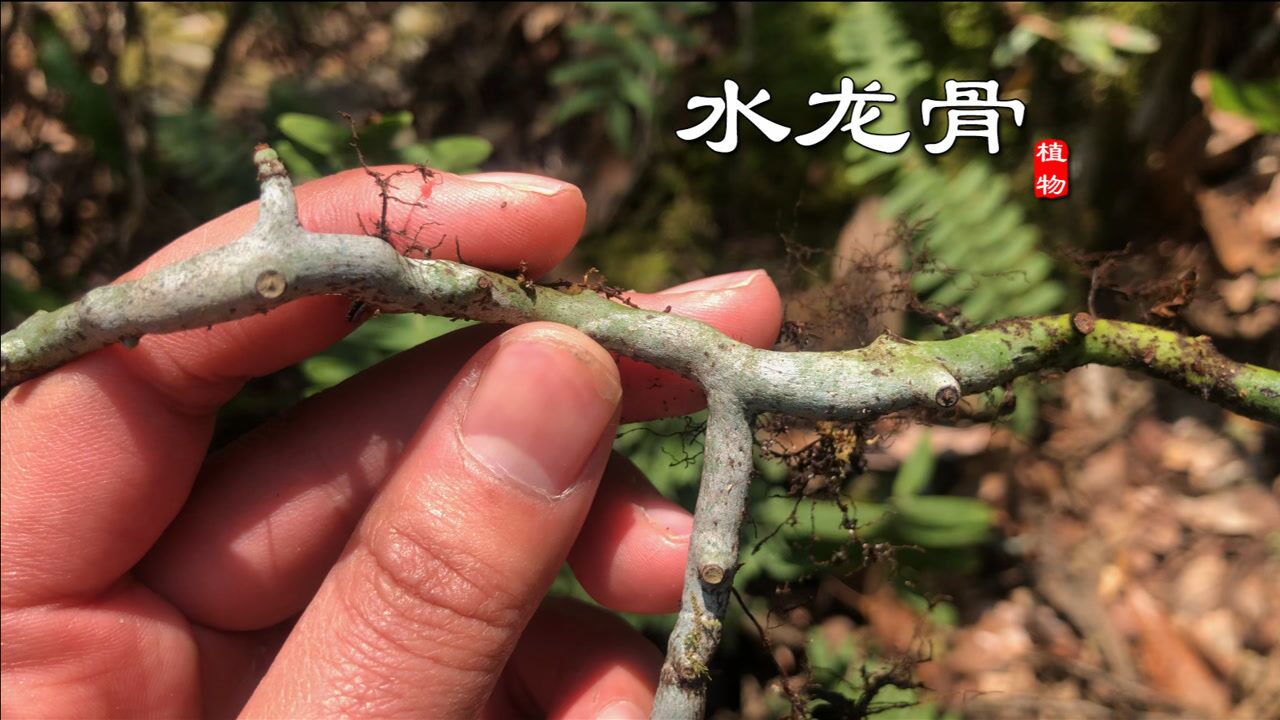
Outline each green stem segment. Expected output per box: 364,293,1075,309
911,313,1278,424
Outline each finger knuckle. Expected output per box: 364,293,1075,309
350,519,524,675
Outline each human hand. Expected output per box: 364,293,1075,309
1,167,782,718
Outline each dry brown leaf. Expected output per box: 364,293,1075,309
882,423,993,461
1187,608,1242,677
1175,485,1280,537
1173,549,1228,617
1124,585,1232,716
1161,417,1254,492
945,599,1033,678
1196,180,1280,276
1192,69,1262,159
850,584,926,657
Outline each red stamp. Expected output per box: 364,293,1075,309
1033,138,1069,199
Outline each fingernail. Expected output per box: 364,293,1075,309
639,505,694,543
467,172,573,197
462,332,620,498
597,700,647,720
664,269,762,294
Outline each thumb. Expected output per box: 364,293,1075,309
242,323,622,718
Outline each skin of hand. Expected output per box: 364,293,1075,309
0,167,783,719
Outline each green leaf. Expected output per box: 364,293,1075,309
400,136,493,173
892,522,989,549
992,25,1041,67
981,215,1035,268
549,57,625,86
153,109,256,193
353,313,471,353
891,432,934,498
277,113,347,156
355,111,415,163
273,140,323,183
617,73,656,117
1008,377,1041,437
2,272,65,329
605,101,634,153
987,252,1054,293
737,540,811,584
830,3,931,92
845,151,900,184
881,166,938,217
613,412,707,499
301,313,475,394
1061,17,1126,76
34,16,125,172
919,271,973,307
754,498,891,544
551,87,614,125
592,2,663,33
1098,18,1160,54
755,452,789,484
890,496,993,548
959,291,999,325
1004,281,1067,317
299,355,364,391
565,22,661,74
892,495,993,529
806,622,860,676
365,110,414,133
1207,72,1280,133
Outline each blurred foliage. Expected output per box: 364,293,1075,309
153,107,259,203
1206,72,1280,133
274,110,493,182
742,432,994,587
576,416,998,651
803,631,960,720
0,271,62,329
570,3,852,291
299,314,475,396
993,11,1160,76
829,2,1155,327
550,2,710,153
32,13,126,173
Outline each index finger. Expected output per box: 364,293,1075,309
0,166,586,606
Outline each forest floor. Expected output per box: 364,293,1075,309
734,371,1279,719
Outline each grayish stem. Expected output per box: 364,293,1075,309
653,395,752,719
